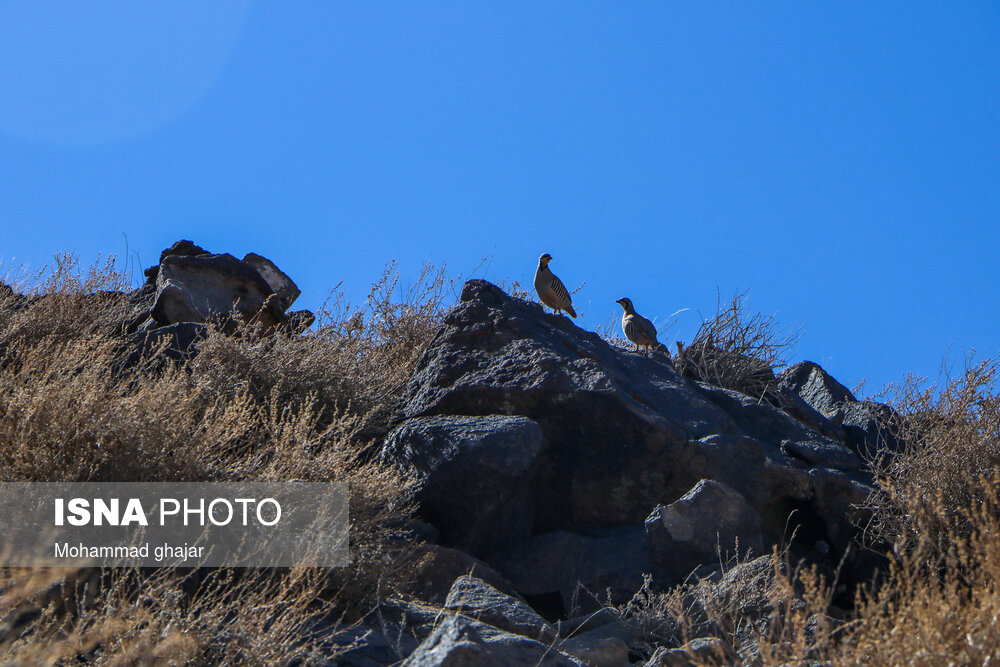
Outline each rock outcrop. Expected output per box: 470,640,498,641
384,281,875,580
779,361,900,457
113,240,313,365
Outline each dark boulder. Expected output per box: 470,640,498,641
393,542,518,605
395,280,743,533
444,575,557,642
778,361,900,457
778,361,856,416
143,239,211,283
381,415,543,556
645,480,764,584
497,527,653,616
391,281,874,588
242,252,300,311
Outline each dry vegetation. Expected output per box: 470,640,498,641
0,256,451,665
673,290,800,402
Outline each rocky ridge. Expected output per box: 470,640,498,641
17,242,898,665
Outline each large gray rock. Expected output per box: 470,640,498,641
778,361,900,457
143,239,210,284
394,281,873,571
777,361,857,417
498,527,653,615
445,575,556,642
382,415,543,556
645,480,764,583
242,252,300,311
401,615,584,666
694,384,854,467
151,252,285,326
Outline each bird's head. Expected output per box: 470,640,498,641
538,253,552,267
616,297,633,312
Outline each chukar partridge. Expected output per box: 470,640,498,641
534,253,577,318
616,297,658,353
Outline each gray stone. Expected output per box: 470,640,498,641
646,637,740,666
839,400,901,458
151,253,279,326
781,439,859,470
381,415,543,556
396,280,740,533
559,624,630,667
645,480,763,583
143,239,211,283
401,615,584,666
778,361,900,458
393,281,873,571
445,575,556,642
777,361,856,418
242,252,300,311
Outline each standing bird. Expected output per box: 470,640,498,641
534,253,577,318
616,297,659,354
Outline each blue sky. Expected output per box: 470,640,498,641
1,2,998,395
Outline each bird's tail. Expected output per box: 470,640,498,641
565,305,577,318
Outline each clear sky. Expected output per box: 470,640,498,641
1,2,998,395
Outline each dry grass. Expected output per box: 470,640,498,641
0,255,451,664
674,290,799,400
0,567,343,666
866,356,1000,551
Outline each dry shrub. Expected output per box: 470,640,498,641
674,291,799,400
0,255,452,662
189,260,451,438
618,550,839,665
828,357,1000,664
0,254,137,350
833,482,1000,665
866,356,1000,551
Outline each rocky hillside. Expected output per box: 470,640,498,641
361,279,897,666
0,241,914,665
